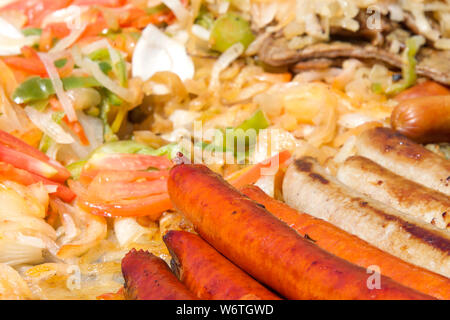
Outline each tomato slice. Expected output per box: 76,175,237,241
0,129,71,182
80,193,173,219
87,153,173,171
0,0,72,27
226,150,292,188
87,177,168,202
73,0,127,7
0,162,75,202
79,169,169,185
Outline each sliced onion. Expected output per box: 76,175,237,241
59,213,79,245
132,24,194,82
435,38,450,50
254,175,275,198
41,5,85,28
0,85,24,133
38,52,77,122
162,0,190,25
388,4,404,21
16,233,47,249
49,23,87,53
191,24,210,41
44,185,58,194
81,39,110,55
209,42,244,89
24,107,74,144
78,55,134,102
338,113,375,129
114,217,152,247
0,263,33,299
0,17,38,56
52,199,107,259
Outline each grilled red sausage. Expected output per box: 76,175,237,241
121,249,197,300
164,230,281,300
168,163,434,300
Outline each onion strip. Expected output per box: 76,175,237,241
50,23,87,54
38,52,77,122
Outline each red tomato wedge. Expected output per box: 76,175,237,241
79,169,169,185
87,153,173,171
87,179,168,202
0,0,72,27
0,130,71,182
70,166,172,218
3,56,48,77
87,174,168,202
226,150,292,188
73,0,127,7
0,162,75,202
79,191,172,219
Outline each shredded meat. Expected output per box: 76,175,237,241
259,37,450,85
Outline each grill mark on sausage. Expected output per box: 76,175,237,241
371,127,432,161
353,197,450,253
309,173,330,184
295,158,313,172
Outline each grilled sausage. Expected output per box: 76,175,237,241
394,81,450,102
168,163,435,300
241,185,450,300
391,95,450,143
283,157,450,278
121,249,197,300
355,127,450,196
338,156,450,230
163,230,281,300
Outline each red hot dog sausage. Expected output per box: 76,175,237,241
164,230,281,300
121,249,197,300
168,164,434,300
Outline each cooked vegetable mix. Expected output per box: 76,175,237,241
0,0,448,300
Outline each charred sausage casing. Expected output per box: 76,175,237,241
355,127,450,196
121,249,197,300
283,157,450,278
338,156,450,230
241,185,450,300
168,163,435,300
163,230,281,300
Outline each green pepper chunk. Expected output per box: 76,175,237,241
93,140,152,155
22,28,42,37
66,160,87,180
52,111,65,124
90,140,182,161
89,48,110,61
99,61,113,75
54,58,68,69
39,135,53,153
385,36,425,95
13,76,101,104
209,13,255,53
236,110,270,132
195,5,215,30
202,109,270,162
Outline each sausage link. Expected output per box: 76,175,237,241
283,157,450,278
355,127,450,196
241,185,450,300
391,95,450,143
168,163,434,300
338,156,450,230
164,230,281,300
121,249,197,300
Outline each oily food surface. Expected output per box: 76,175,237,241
0,0,448,300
